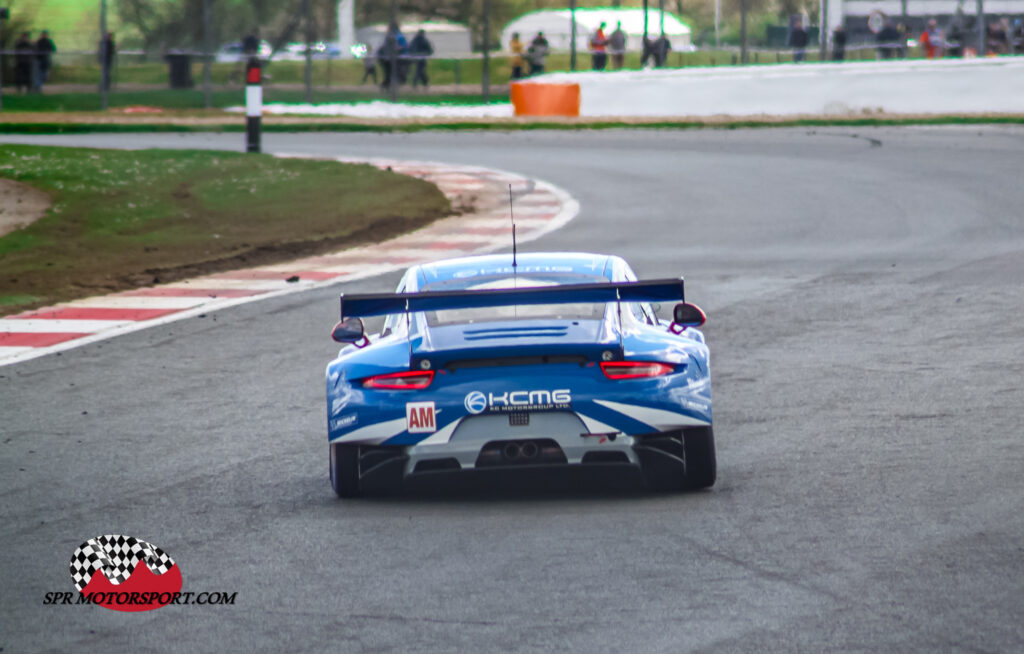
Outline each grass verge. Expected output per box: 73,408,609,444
1,114,1022,135
0,145,450,316
0,89,511,112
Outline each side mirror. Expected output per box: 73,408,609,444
672,302,706,328
331,317,366,344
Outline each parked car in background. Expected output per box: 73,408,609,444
215,40,272,63
282,41,343,60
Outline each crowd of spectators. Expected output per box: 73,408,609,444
363,23,436,89
9,30,57,93
8,14,1022,99
858,15,1022,61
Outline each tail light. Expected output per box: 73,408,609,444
600,361,673,380
362,370,435,390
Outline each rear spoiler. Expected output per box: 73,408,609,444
340,278,685,319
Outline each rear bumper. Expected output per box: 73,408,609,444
347,427,696,490
406,431,641,474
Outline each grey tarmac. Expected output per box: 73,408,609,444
1,127,1022,652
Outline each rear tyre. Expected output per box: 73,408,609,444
637,433,687,492
683,426,717,489
330,443,361,498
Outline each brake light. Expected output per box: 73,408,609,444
362,370,435,390
600,361,673,380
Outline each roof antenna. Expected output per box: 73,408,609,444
510,183,518,313
509,183,517,270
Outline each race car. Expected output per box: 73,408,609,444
325,252,714,497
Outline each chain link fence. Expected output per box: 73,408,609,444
0,38,1019,110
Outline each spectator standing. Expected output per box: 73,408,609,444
378,32,398,88
242,30,260,56
896,22,909,57
360,48,378,84
877,20,900,59
653,33,672,67
832,25,846,60
509,32,525,80
394,24,409,84
527,32,549,76
640,35,654,67
608,22,626,69
14,32,33,93
946,22,965,57
231,29,260,83
789,18,808,62
35,30,56,89
590,22,608,71
409,29,433,88
920,19,943,58
987,19,1009,54
100,32,116,90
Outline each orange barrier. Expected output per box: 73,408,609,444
510,82,581,117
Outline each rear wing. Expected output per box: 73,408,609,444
340,278,685,319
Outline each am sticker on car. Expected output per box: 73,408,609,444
406,402,437,433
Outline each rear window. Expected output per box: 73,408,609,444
420,273,609,326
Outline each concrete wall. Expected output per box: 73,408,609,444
534,57,1024,117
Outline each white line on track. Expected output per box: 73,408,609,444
0,319,136,333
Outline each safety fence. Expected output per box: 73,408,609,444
1,44,1017,110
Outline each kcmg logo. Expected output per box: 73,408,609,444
464,389,571,414
464,391,488,414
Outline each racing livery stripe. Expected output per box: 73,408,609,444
576,413,621,436
329,417,407,445
414,419,463,446
592,399,710,430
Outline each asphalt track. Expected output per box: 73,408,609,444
2,127,1023,652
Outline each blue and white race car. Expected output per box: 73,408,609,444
325,252,714,496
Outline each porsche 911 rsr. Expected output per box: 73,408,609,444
325,252,714,496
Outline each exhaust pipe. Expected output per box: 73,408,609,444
520,441,540,459
502,442,522,460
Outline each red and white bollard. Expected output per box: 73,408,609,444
245,57,262,153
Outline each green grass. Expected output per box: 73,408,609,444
2,114,1022,137
0,89,510,112
0,292,40,305
27,0,106,51
0,145,450,315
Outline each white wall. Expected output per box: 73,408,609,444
532,58,1024,117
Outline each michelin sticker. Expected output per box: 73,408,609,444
330,414,358,431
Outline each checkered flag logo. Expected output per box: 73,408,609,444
69,535,176,592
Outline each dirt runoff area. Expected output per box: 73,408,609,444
0,179,49,237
